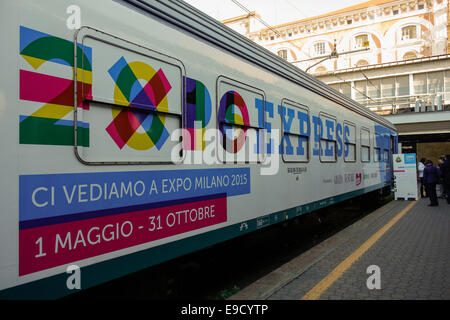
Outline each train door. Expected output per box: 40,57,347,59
389,134,396,183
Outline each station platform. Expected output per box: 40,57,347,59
229,197,450,300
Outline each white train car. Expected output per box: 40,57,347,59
0,0,397,298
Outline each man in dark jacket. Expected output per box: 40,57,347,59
423,160,439,206
440,154,450,204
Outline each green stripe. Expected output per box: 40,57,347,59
195,81,205,123
146,113,165,143
115,63,139,102
20,36,92,71
0,182,389,299
19,116,89,147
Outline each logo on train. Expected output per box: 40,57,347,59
18,26,92,147
106,57,171,150
184,78,212,151
355,173,362,186
218,91,250,153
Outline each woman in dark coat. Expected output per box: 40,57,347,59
422,160,440,206
440,154,450,204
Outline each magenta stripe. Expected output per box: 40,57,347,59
19,196,227,275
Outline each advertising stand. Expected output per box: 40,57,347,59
392,153,418,200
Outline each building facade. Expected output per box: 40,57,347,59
223,0,450,160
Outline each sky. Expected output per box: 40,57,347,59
183,0,369,26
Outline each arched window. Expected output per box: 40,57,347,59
315,66,327,73
403,51,417,60
401,25,417,41
356,59,369,67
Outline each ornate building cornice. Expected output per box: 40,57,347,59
246,0,428,44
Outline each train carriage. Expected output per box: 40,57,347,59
0,0,397,298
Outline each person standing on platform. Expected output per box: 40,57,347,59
437,156,445,198
418,158,426,198
423,160,439,207
440,154,450,205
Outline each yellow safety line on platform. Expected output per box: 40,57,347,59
301,200,417,300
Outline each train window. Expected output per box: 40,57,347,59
280,99,309,163
383,149,390,162
374,133,381,162
361,127,371,162
216,76,265,163
383,135,390,162
74,27,185,164
390,135,395,155
319,113,337,163
374,146,381,162
344,122,356,162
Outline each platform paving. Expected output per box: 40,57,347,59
230,198,450,300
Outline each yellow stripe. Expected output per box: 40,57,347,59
78,69,92,84
301,200,417,300
31,103,73,119
21,55,46,70
21,55,92,84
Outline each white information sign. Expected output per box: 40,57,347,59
392,153,418,200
